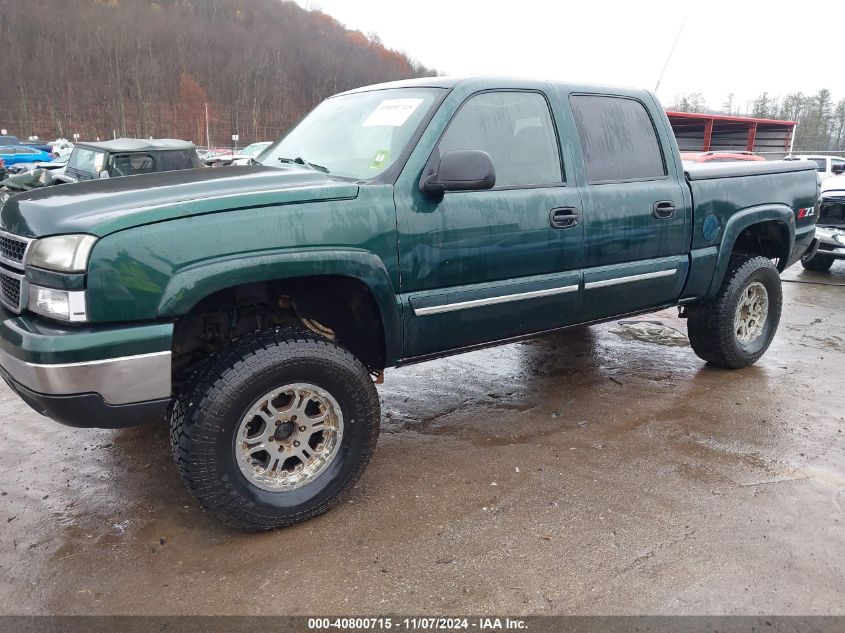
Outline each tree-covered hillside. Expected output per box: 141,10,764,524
0,0,436,145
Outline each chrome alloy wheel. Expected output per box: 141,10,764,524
733,281,769,345
235,383,343,491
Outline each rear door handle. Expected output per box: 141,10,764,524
653,201,676,219
550,207,579,229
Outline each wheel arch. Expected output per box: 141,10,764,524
706,204,795,299
161,249,402,372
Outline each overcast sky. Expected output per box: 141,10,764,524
298,0,844,112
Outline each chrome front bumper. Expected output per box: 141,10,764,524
0,346,171,405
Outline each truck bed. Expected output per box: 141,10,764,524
677,159,819,302
684,159,818,181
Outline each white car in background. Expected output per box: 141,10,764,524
231,141,273,165
49,138,74,157
784,154,845,181
802,173,845,272
203,142,272,167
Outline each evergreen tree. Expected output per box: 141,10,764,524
752,92,773,118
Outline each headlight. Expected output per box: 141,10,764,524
27,234,97,272
835,233,845,245
28,285,87,322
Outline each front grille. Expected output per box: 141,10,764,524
0,269,22,312
0,230,31,269
0,234,27,264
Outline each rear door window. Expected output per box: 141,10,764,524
437,91,562,187
570,95,666,183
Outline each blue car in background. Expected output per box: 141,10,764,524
0,145,53,167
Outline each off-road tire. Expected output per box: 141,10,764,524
801,252,835,272
170,327,380,531
686,252,782,369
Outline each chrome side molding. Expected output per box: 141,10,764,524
414,284,579,316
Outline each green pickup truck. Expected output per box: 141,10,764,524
0,77,818,530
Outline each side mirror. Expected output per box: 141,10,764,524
420,149,496,196
98,170,110,179
832,164,845,175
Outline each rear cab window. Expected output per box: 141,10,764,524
437,91,562,187
569,94,666,183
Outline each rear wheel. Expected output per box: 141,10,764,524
801,252,835,272
686,253,782,369
170,327,380,531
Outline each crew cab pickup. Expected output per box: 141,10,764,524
0,77,818,531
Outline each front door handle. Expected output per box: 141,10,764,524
550,207,579,229
653,201,676,219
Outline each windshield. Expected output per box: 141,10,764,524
258,87,444,179
68,147,107,174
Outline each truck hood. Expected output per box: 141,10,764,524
0,165,359,238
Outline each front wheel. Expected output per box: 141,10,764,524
170,328,380,531
686,253,782,369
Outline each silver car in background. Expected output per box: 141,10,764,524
803,174,845,271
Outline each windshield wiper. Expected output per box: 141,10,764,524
277,156,329,173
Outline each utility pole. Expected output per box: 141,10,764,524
205,103,211,150
789,120,798,155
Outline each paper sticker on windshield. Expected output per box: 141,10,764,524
369,149,391,169
362,98,424,127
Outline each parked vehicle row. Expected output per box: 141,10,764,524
0,135,74,157
0,135,272,200
0,138,202,200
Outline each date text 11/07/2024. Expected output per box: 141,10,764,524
307,617,528,630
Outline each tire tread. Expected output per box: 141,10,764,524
687,252,782,369
169,327,380,531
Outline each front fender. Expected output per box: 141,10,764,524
706,204,795,298
156,248,402,364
